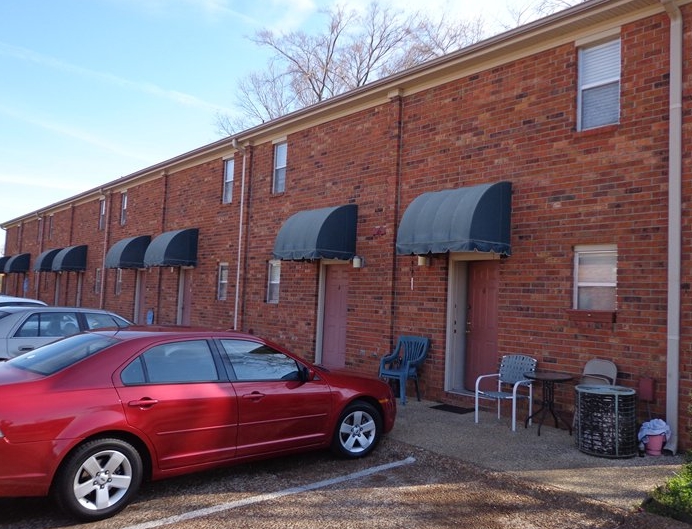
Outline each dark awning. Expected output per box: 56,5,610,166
0,256,9,273
273,204,357,261
4,253,31,273
396,181,512,256
34,248,63,272
144,229,198,267
52,245,88,272
105,235,151,269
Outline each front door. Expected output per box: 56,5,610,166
321,265,348,368
464,260,500,390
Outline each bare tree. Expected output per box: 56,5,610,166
217,2,484,135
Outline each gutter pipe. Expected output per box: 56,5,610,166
661,0,683,454
232,138,247,331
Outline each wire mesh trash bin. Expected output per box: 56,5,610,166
575,385,637,458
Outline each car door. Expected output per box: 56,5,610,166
6,310,79,358
218,339,333,458
115,339,239,471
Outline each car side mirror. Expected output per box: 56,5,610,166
299,365,316,382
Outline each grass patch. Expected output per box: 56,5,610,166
642,451,692,523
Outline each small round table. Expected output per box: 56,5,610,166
523,371,574,436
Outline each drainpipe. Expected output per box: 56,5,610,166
232,138,247,331
661,0,682,454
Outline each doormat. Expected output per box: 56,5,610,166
430,404,474,415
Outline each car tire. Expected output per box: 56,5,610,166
331,401,382,459
52,437,143,522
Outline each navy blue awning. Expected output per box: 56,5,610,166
105,235,151,269
144,229,198,267
0,256,9,273
396,181,512,256
273,204,357,261
4,253,30,273
34,248,63,272
52,245,88,272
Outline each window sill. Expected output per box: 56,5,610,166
566,309,616,323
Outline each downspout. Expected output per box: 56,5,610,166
661,0,682,454
232,138,247,331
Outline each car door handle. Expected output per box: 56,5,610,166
128,398,159,409
18,346,34,352
242,392,265,401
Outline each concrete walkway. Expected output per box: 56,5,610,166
388,399,684,512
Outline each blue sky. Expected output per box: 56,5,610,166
0,0,521,252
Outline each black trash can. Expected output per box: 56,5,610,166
574,384,637,458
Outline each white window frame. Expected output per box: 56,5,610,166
120,192,128,225
267,260,281,303
223,158,235,203
577,37,621,131
115,268,123,296
273,142,287,194
98,199,106,230
573,244,617,311
217,262,229,300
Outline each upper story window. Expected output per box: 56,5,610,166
273,142,287,194
223,158,234,204
98,199,106,231
578,38,621,130
573,244,617,311
120,192,128,225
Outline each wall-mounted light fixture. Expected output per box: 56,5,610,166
352,256,364,269
417,255,430,267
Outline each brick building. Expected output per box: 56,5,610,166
2,0,691,450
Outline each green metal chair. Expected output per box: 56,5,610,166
378,336,430,405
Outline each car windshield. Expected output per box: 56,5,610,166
8,333,119,375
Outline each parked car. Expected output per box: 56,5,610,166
0,327,396,521
0,294,47,307
0,306,131,360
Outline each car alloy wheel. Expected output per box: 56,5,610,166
52,438,143,522
332,401,382,458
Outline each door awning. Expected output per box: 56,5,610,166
144,229,198,267
396,181,512,256
52,245,88,272
105,235,151,269
34,248,63,272
0,256,9,273
4,253,30,273
273,204,357,261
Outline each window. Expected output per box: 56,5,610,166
273,142,287,194
573,245,617,311
217,263,229,300
98,199,106,230
94,268,101,294
267,260,280,303
223,158,234,203
120,192,128,225
121,340,219,384
578,38,620,130
48,215,53,240
219,339,300,381
115,268,123,296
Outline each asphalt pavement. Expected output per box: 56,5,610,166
389,398,685,512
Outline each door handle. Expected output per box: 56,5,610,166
18,346,34,352
128,398,159,409
242,392,265,401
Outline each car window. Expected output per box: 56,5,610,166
219,339,299,381
85,312,130,330
15,312,79,338
121,340,219,385
8,334,118,375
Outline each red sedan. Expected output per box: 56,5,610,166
0,327,396,521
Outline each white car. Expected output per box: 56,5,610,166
0,306,131,359
0,294,47,307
